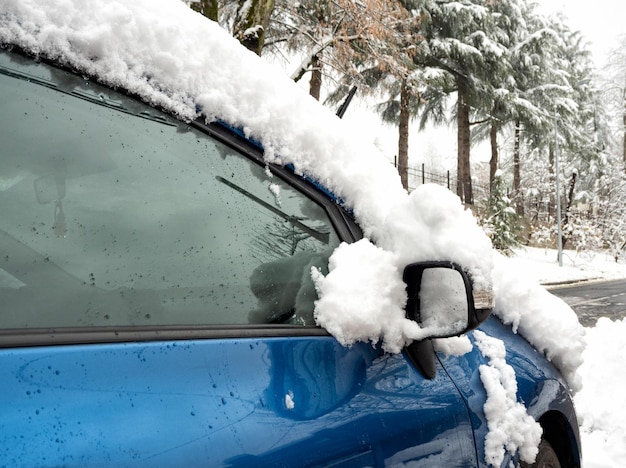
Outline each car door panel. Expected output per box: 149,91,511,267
1,336,478,466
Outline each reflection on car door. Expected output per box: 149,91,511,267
1,336,479,466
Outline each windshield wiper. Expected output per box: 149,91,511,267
216,176,330,244
0,63,175,126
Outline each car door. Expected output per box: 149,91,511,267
1,337,481,466
0,48,478,466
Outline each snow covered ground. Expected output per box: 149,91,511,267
509,247,626,286
509,247,626,467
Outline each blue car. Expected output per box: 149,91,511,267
0,2,580,467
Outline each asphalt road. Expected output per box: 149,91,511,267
550,279,626,327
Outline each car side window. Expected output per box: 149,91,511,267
0,50,340,329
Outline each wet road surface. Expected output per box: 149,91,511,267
549,279,626,327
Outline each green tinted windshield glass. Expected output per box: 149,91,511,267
0,50,339,329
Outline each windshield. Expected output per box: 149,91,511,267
0,49,339,330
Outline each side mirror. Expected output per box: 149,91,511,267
403,261,492,338
402,261,493,379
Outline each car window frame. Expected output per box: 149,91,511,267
0,48,363,348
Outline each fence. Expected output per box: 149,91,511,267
393,158,490,202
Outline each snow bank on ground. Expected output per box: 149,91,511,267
512,247,626,467
574,318,626,467
510,247,626,285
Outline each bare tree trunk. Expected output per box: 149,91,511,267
562,171,577,249
489,122,498,193
190,0,218,21
234,0,275,55
457,78,472,204
309,54,322,100
398,80,410,191
513,122,523,216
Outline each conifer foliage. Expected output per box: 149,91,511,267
483,170,519,254
187,0,623,259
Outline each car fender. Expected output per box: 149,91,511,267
436,315,581,467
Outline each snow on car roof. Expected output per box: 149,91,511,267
0,0,584,391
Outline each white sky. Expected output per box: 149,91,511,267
536,0,624,66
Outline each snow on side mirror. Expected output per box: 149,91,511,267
403,261,492,339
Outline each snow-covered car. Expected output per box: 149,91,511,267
0,1,582,467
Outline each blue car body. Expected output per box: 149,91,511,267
0,319,579,466
0,21,580,468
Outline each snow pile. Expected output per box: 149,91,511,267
285,391,295,411
0,0,582,390
314,186,494,353
433,335,473,356
312,240,411,353
379,184,493,287
492,254,586,392
575,318,626,467
474,331,543,466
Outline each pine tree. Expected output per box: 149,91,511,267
484,170,520,254
395,0,512,204
602,36,626,166
595,161,626,261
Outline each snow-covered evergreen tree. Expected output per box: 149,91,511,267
483,170,520,254
602,36,626,166
187,0,616,254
